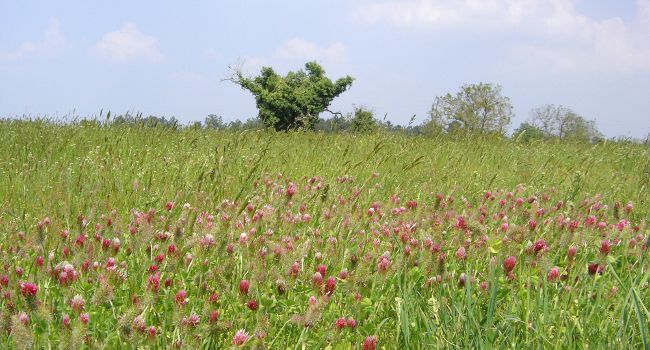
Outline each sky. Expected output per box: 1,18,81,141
1,0,649,138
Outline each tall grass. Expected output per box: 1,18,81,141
0,120,648,348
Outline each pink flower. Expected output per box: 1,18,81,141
567,245,577,259
71,294,84,313
455,246,466,261
175,290,187,306
363,336,377,350
186,314,200,327
312,272,323,288
503,256,516,273
239,280,250,295
232,329,249,346
547,267,560,282
324,276,336,296
20,282,37,297
316,264,327,277
377,254,390,273
62,314,71,327
533,239,547,253
148,326,156,338
209,310,220,323
246,299,258,311
79,313,89,325
458,273,466,288
335,317,347,330
600,240,612,255
346,317,357,328
17,312,29,325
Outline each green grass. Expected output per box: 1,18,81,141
0,119,649,349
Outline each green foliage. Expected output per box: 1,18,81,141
512,122,547,142
350,106,377,134
429,83,513,135
228,61,354,131
529,104,603,142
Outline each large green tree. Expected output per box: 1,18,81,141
227,62,353,131
428,83,513,135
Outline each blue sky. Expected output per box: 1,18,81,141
1,0,649,138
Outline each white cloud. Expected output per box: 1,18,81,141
512,0,650,72
353,0,545,29
93,23,163,63
1,18,64,60
355,0,650,72
239,38,348,74
276,38,347,64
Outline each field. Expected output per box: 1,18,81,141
1,120,649,349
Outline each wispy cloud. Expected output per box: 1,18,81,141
93,23,163,63
240,38,348,74
354,0,650,72
1,18,64,60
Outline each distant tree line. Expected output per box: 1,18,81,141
7,61,644,143
220,61,610,142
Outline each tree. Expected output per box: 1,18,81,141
529,104,602,142
226,62,353,131
428,83,513,135
204,114,225,129
512,122,547,142
350,106,377,133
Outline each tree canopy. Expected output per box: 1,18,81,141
528,104,602,142
428,83,513,135
227,61,353,131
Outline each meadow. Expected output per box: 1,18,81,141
1,120,649,349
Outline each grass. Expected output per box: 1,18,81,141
0,119,649,349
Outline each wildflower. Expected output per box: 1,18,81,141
335,317,347,330
79,313,89,325
503,256,516,273
312,272,323,288
316,264,327,277
547,267,560,282
71,294,84,312
324,276,336,296
246,299,258,311
232,329,249,346
209,310,220,323
455,246,466,261
148,325,156,338
133,315,146,333
62,314,71,327
533,239,547,253
567,245,577,259
239,279,250,295
377,254,391,273
175,290,187,306
363,336,377,350
186,313,200,327
20,282,37,297
458,273,466,288
17,311,29,325
600,240,612,255
346,317,357,328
